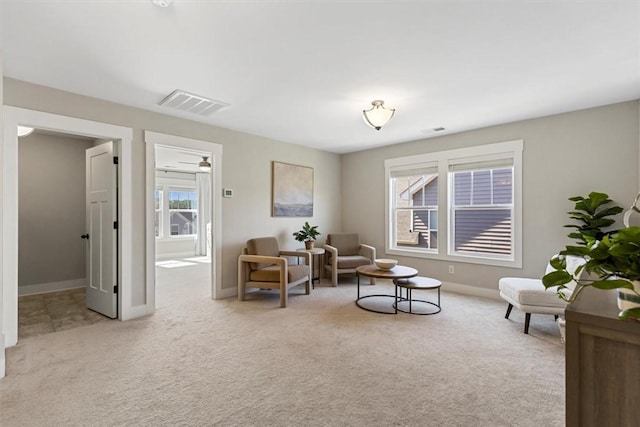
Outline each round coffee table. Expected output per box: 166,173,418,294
393,276,442,315
355,264,418,314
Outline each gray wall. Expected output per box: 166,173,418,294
5,77,639,299
342,100,640,291
4,78,342,303
18,132,94,287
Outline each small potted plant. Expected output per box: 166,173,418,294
293,222,321,249
543,192,640,320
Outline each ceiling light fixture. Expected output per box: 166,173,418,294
17,126,35,137
152,0,172,7
362,100,395,131
198,156,212,172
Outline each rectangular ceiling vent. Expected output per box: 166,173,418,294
159,89,229,116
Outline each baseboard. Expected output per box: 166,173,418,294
156,252,196,260
442,281,501,301
18,279,85,296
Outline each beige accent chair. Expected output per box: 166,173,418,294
499,255,585,334
323,233,376,287
238,237,311,308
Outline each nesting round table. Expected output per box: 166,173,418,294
355,264,418,314
393,276,442,315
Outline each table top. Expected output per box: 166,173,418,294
394,277,442,289
356,264,418,279
296,247,325,255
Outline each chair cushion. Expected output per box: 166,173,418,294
336,255,372,269
246,237,280,270
249,264,310,283
498,277,566,308
327,233,361,256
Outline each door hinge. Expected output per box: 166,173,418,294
113,285,118,294
113,221,118,230
113,156,119,165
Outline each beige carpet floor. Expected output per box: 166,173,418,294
0,265,565,426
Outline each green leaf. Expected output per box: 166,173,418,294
590,279,635,290
609,243,640,256
549,256,565,270
542,270,573,288
592,206,624,219
587,191,610,208
618,307,640,321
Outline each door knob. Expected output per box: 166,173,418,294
81,234,90,239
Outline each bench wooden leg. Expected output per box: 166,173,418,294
505,303,513,319
524,313,531,334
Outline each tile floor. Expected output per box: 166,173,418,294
18,288,110,339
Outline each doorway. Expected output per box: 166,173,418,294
2,106,135,357
154,145,212,308
144,131,227,307
16,129,114,338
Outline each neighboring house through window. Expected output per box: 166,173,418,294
168,189,198,236
385,140,523,268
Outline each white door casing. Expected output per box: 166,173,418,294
85,142,118,318
2,107,135,363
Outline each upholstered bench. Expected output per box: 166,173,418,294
498,255,585,334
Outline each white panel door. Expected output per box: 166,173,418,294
85,142,118,318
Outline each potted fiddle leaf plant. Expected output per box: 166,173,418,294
293,222,321,249
542,192,640,320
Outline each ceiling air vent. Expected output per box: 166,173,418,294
159,89,229,116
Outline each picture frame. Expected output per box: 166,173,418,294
272,161,314,217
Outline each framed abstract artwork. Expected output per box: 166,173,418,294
272,161,313,217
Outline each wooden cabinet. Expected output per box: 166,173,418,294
565,287,640,426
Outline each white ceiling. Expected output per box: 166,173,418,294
155,145,210,172
2,1,639,154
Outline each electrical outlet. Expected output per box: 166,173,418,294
448,265,455,274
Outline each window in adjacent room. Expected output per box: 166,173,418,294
168,189,198,236
155,188,163,238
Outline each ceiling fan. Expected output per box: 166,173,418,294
178,156,211,172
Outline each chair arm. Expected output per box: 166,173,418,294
360,244,376,261
238,254,287,268
323,244,338,258
280,250,311,265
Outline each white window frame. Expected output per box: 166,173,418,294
167,187,198,237
385,140,523,268
389,170,439,253
155,175,198,241
155,187,163,238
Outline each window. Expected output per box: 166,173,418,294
168,189,198,236
155,172,198,240
385,140,522,267
450,165,513,257
390,166,438,251
155,188,163,238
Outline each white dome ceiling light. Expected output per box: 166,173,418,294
362,100,395,131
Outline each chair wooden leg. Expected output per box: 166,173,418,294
280,282,287,308
238,261,246,301
505,303,513,319
524,313,531,334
